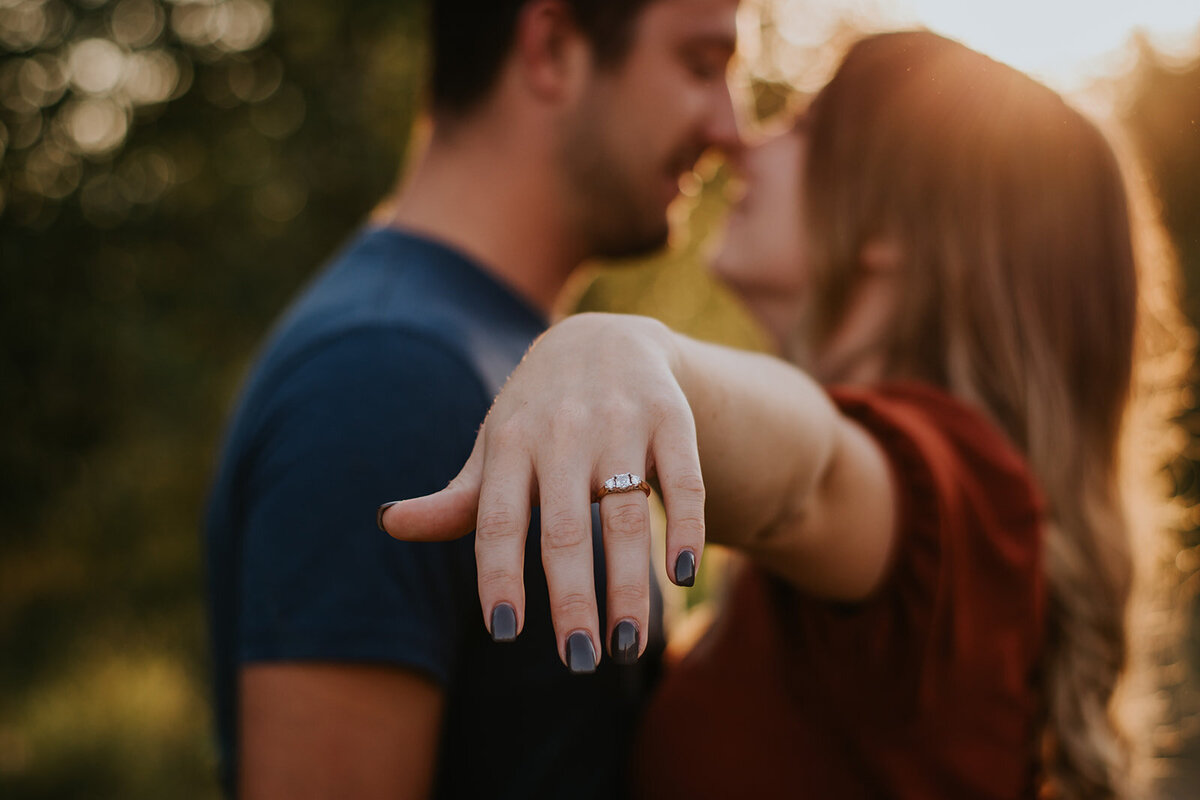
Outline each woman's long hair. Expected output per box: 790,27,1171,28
799,30,1190,799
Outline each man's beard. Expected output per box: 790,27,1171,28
563,130,701,261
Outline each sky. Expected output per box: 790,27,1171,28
887,0,1200,90
763,0,1200,97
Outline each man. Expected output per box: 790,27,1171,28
205,0,740,797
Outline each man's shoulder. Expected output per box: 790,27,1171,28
213,227,547,473
258,226,545,398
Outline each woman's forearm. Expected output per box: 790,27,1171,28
663,322,896,599
668,331,838,545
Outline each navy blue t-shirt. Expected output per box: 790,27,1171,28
205,227,663,798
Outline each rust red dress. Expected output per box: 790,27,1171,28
634,382,1047,799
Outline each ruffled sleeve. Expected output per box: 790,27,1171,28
763,381,1046,728
633,382,1047,800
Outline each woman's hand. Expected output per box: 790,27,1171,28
378,313,706,671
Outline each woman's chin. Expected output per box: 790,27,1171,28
706,249,756,304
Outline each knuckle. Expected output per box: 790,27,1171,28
603,502,647,542
647,388,689,424
644,396,675,424
477,565,519,588
606,582,647,609
541,511,590,553
669,512,707,541
666,471,706,501
553,591,596,619
488,418,526,449
476,507,520,539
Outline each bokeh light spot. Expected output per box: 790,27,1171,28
8,111,44,150
213,0,272,53
61,97,128,155
109,0,166,49
0,0,50,52
38,0,75,50
226,52,282,103
170,2,220,49
123,49,180,106
116,146,174,204
68,37,127,96
20,54,68,108
1,62,38,115
678,170,703,198
170,0,272,53
23,141,81,199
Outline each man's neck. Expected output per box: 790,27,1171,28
386,124,584,317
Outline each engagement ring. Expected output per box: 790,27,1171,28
596,472,652,500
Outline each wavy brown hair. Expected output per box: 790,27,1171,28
798,30,1190,799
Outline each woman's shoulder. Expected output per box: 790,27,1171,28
828,379,1045,527
811,380,1047,713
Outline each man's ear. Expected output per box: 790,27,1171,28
859,238,903,276
513,0,592,104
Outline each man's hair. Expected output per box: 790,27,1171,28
429,0,655,118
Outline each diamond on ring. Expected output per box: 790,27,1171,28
606,473,637,492
596,472,652,500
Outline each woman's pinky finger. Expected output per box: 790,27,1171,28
651,413,706,588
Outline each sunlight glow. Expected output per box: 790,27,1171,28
885,0,1200,90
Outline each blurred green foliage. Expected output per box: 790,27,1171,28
0,2,1198,797
1,1,423,796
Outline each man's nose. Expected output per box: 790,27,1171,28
705,82,745,156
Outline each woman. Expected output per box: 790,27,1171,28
380,31,1188,799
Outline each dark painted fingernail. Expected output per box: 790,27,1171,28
376,501,399,532
566,631,597,674
674,549,696,587
490,603,518,643
610,620,639,665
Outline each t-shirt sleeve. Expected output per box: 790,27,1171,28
234,327,491,684
763,383,1045,727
